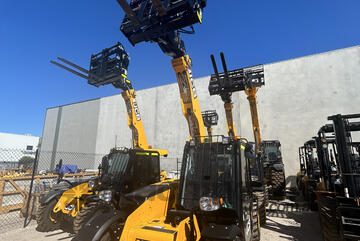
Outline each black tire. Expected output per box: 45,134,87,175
73,202,111,235
271,169,286,198
254,191,266,226
36,198,61,232
99,231,112,241
252,199,261,241
97,215,126,241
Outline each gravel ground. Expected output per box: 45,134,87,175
0,195,323,241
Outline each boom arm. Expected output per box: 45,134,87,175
50,42,149,149
245,87,262,151
171,55,207,140
117,0,208,141
209,53,265,149
210,53,238,138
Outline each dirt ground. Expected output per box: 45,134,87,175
0,195,322,241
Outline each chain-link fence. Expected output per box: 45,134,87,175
0,148,105,233
0,147,184,233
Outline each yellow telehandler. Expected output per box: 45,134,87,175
36,42,168,234
75,1,261,240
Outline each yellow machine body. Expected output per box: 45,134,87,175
171,55,206,142
245,87,262,152
116,55,209,241
122,88,149,150
224,101,238,138
51,79,167,219
53,183,92,217
120,180,201,241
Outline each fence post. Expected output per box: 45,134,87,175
0,180,5,211
23,149,39,228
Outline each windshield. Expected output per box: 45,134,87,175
263,146,278,155
106,152,130,177
180,142,234,210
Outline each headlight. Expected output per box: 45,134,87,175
88,179,95,188
199,197,220,211
99,190,112,202
222,137,230,145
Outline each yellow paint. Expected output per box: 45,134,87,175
197,11,202,23
245,87,262,152
224,101,238,138
53,182,92,217
120,180,201,241
122,89,149,150
171,56,206,142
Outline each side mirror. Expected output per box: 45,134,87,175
244,143,256,160
102,155,109,174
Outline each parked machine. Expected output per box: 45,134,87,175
261,140,286,198
208,52,267,225
36,43,168,234
296,139,321,210
75,0,261,240
208,52,285,199
315,114,360,240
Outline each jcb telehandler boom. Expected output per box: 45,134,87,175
36,42,168,235
75,1,261,240
209,52,268,225
209,53,286,198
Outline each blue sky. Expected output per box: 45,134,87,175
1,0,359,136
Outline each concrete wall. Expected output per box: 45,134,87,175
39,45,360,185
238,45,360,186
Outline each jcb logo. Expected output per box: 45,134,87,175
188,69,197,99
177,70,197,99
133,99,141,121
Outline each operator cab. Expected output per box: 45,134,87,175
176,136,254,240
93,148,161,205
261,141,282,165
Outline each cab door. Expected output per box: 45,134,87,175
131,152,161,190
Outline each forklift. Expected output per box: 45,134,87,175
208,53,267,225
315,114,360,240
75,0,261,240
296,139,321,210
36,43,168,235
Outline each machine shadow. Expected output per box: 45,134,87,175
263,209,322,241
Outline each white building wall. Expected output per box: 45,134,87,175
39,45,360,186
0,132,40,166
0,132,40,150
